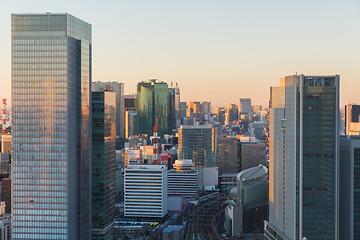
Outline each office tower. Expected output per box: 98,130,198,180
239,98,252,115
168,160,203,199
168,87,180,133
345,104,360,135
91,91,116,239
217,137,238,172
124,94,137,112
11,13,92,239
226,104,238,125
124,165,168,218
125,111,138,138
238,138,266,171
92,81,125,139
178,125,217,167
265,75,340,240
1,135,11,154
179,102,187,119
339,136,360,240
1,178,11,213
202,102,212,115
137,79,168,137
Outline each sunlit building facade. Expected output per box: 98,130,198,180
11,13,92,239
265,75,339,240
137,79,168,137
91,91,116,240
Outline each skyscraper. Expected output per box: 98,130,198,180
239,98,252,115
265,75,339,240
11,13,92,239
168,87,180,133
339,135,360,240
178,125,217,167
92,81,125,139
91,91,116,240
345,104,360,135
137,79,168,137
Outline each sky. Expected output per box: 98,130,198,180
1,0,359,107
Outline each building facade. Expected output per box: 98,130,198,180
91,91,116,239
178,125,217,167
345,104,360,135
11,13,92,239
266,75,339,240
92,81,125,139
339,136,360,240
137,79,168,137
239,98,252,115
124,165,168,218
168,87,180,134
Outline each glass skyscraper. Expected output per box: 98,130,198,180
265,75,339,240
137,79,168,137
11,13,92,239
91,91,116,240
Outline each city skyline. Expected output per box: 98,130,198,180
1,0,360,107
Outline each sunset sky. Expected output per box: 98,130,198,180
1,0,359,107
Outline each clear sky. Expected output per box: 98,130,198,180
1,0,359,107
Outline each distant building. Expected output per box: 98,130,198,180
123,148,142,166
179,102,187,119
91,91,116,240
168,87,180,134
252,105,262,114
0,201,10,240
1,178,10,213
168,160,203,199
340,135,360,240
124,165,168,218
178,125,217,167
125,111,138,138
124,94,137,112
345,104,360,135
137,79,169,137
239,98,252,115
212,107,226,124
92,81,125,139
217,137,238,172
226,104,238,125
1,135,11,154
249,121,268,140
238,139,266,171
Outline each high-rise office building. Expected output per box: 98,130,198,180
137,79,168,137
168,87,180,133
226,104,238,125
91,91,116,239
217,137,238,172
178,125,217,167
239,98,252,115
125,111,138,138
179,102,187,119
238,138,266,171
92,81,125,139
124,165,168,218
345,104,360,135
11,13,92,239
339,135,360,240
124,94,137,112
265,75,339,240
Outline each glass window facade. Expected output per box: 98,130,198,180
11,13,91,240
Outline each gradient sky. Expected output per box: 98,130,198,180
1,0,359,107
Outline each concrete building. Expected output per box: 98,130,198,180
92,81,125,139
168,160,203,199
265,75,340,240
11,13,92,239
217,137,238,172
124,165,168,218
239,98,252,115
91,91,116,239
238,138,266,171
178,125,217,167
339,135,360,240
345,104,360,135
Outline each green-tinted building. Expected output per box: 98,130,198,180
92,91,117,240
137,79,169,137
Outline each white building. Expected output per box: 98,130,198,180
124,165,168,218
168,160,203,199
